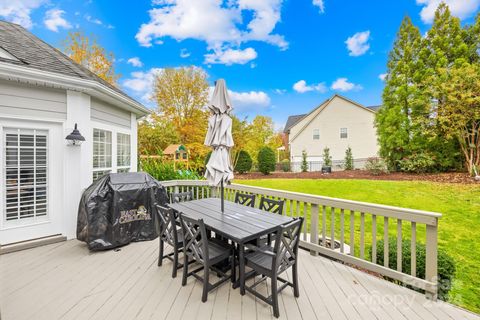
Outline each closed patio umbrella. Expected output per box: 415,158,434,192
204,79,234,212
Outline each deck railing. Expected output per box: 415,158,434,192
161,179,440,300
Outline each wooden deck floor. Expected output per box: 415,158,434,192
0,239,478,320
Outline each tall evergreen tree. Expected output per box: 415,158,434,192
464,13,480,63
418,3,468,169
375,16,425,169
423,3,469,70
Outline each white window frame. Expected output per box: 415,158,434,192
313,129,320,140
340,127,348,139
92,122,133,180
2,127,49,225
92,128,112,180
116,132,131,173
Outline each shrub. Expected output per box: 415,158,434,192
257,146,276,175
281,159,290,172
234,150,253,173
301,150,308,172
344,147,354,170
398,152,436,173
140,158,201,181
365,157,388,175
370,238,456,300
322,147,332,167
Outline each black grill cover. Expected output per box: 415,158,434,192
76,172,168,251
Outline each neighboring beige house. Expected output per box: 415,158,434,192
283,94,379,171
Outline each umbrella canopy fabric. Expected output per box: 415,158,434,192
204,146,234,186
208,79,232,114
204,113,233,148
204,79,234,187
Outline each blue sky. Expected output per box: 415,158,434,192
1,0,479,129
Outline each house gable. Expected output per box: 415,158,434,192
288,94,379,163
289,94,375,143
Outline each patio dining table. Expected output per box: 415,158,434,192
168,197,294,293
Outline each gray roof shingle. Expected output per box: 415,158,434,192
283,114,307,133
366,105,381,112
0,20,141,107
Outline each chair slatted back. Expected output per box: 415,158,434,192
179,213,209,264
272,217,303,273
172,190,194,203
259,197,284,215
234,192,255,207
156,205,179,247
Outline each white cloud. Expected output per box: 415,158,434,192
204,47,257,65
207,85,271,112
85,14,102,25
228,89,271,112
312,0,325,13
180,48,190,58
122,68,163,103
43,9,71,32
416,0,480,23
127,57,143,67
345,30,370,57
379,73,387,81
331,78,362,92
274,89,286,94
293,80,327,93
0,0,47,29
135,0,287,64
85,14,114,28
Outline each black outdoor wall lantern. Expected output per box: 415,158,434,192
65,123,85,146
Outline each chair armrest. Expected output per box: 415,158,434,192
245,244,276,257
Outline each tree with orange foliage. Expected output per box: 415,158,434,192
152,67,210,168
63,31,119,86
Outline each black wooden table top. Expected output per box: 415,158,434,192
168,198,293,243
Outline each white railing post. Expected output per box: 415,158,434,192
425,222,438,300
310,204,319,256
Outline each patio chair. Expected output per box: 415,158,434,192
259,197,285,245
156,205,184,278
234,192,256,207
242,217,304,318
171,190,194,203
259,197,284,215
179,213,234,302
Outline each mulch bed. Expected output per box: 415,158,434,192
235,170,478,184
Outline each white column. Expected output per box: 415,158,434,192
63,91,91,239
130,113,138,172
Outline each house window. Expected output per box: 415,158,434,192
93,129,112,181
117,133,130,173
340,128,348,139
3,128,48,222
313,129,320,140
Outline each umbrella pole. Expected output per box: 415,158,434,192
221,179,224,213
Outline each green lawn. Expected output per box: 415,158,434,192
237,179,480,313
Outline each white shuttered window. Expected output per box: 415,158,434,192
93,128,112,181
4,128,48,222
117,133,130,173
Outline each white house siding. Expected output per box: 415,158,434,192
0,85,141,246
0,79,67,120
91,98,131,129
289,96,378,171
0,84,67,244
